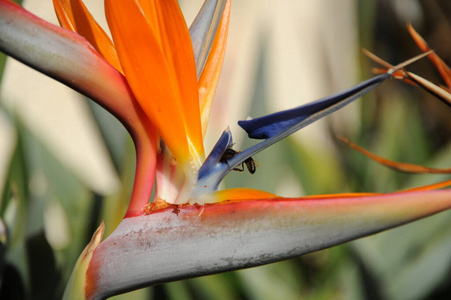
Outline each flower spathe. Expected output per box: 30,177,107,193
86,190,451,299
0,0,450,299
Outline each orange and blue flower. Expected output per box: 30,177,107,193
0,0,450,298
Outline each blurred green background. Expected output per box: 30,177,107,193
0,0,450,299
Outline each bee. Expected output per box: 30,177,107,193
220,148,256,174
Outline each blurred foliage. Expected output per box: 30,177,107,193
0,0,450,299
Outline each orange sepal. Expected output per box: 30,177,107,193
408,24,451,88
339,136,451,174
214,188,278,202
52,0,123,73
152,0,202,140
198,0,231,135
139,0,205,161
401,180,451,193
105,0,204,168
364,48,451,106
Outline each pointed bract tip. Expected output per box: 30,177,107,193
63,221,104,300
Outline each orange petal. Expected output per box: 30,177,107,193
401,179,451,192
198,0,231,135
137,0,204,147
217,190,378,201
408,24,451,88
213,188,277,202
105,0,204,169
191,188,277,204
371,64,451,106
52,0,123,73
152,0,204,156
339,136,451,174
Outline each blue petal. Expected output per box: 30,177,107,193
193,129,234,196
238,73,391,139
194,73,392,195
198,128,233,180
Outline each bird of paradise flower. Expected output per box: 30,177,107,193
0,0,450,299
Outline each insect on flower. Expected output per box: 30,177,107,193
220,147,257,174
